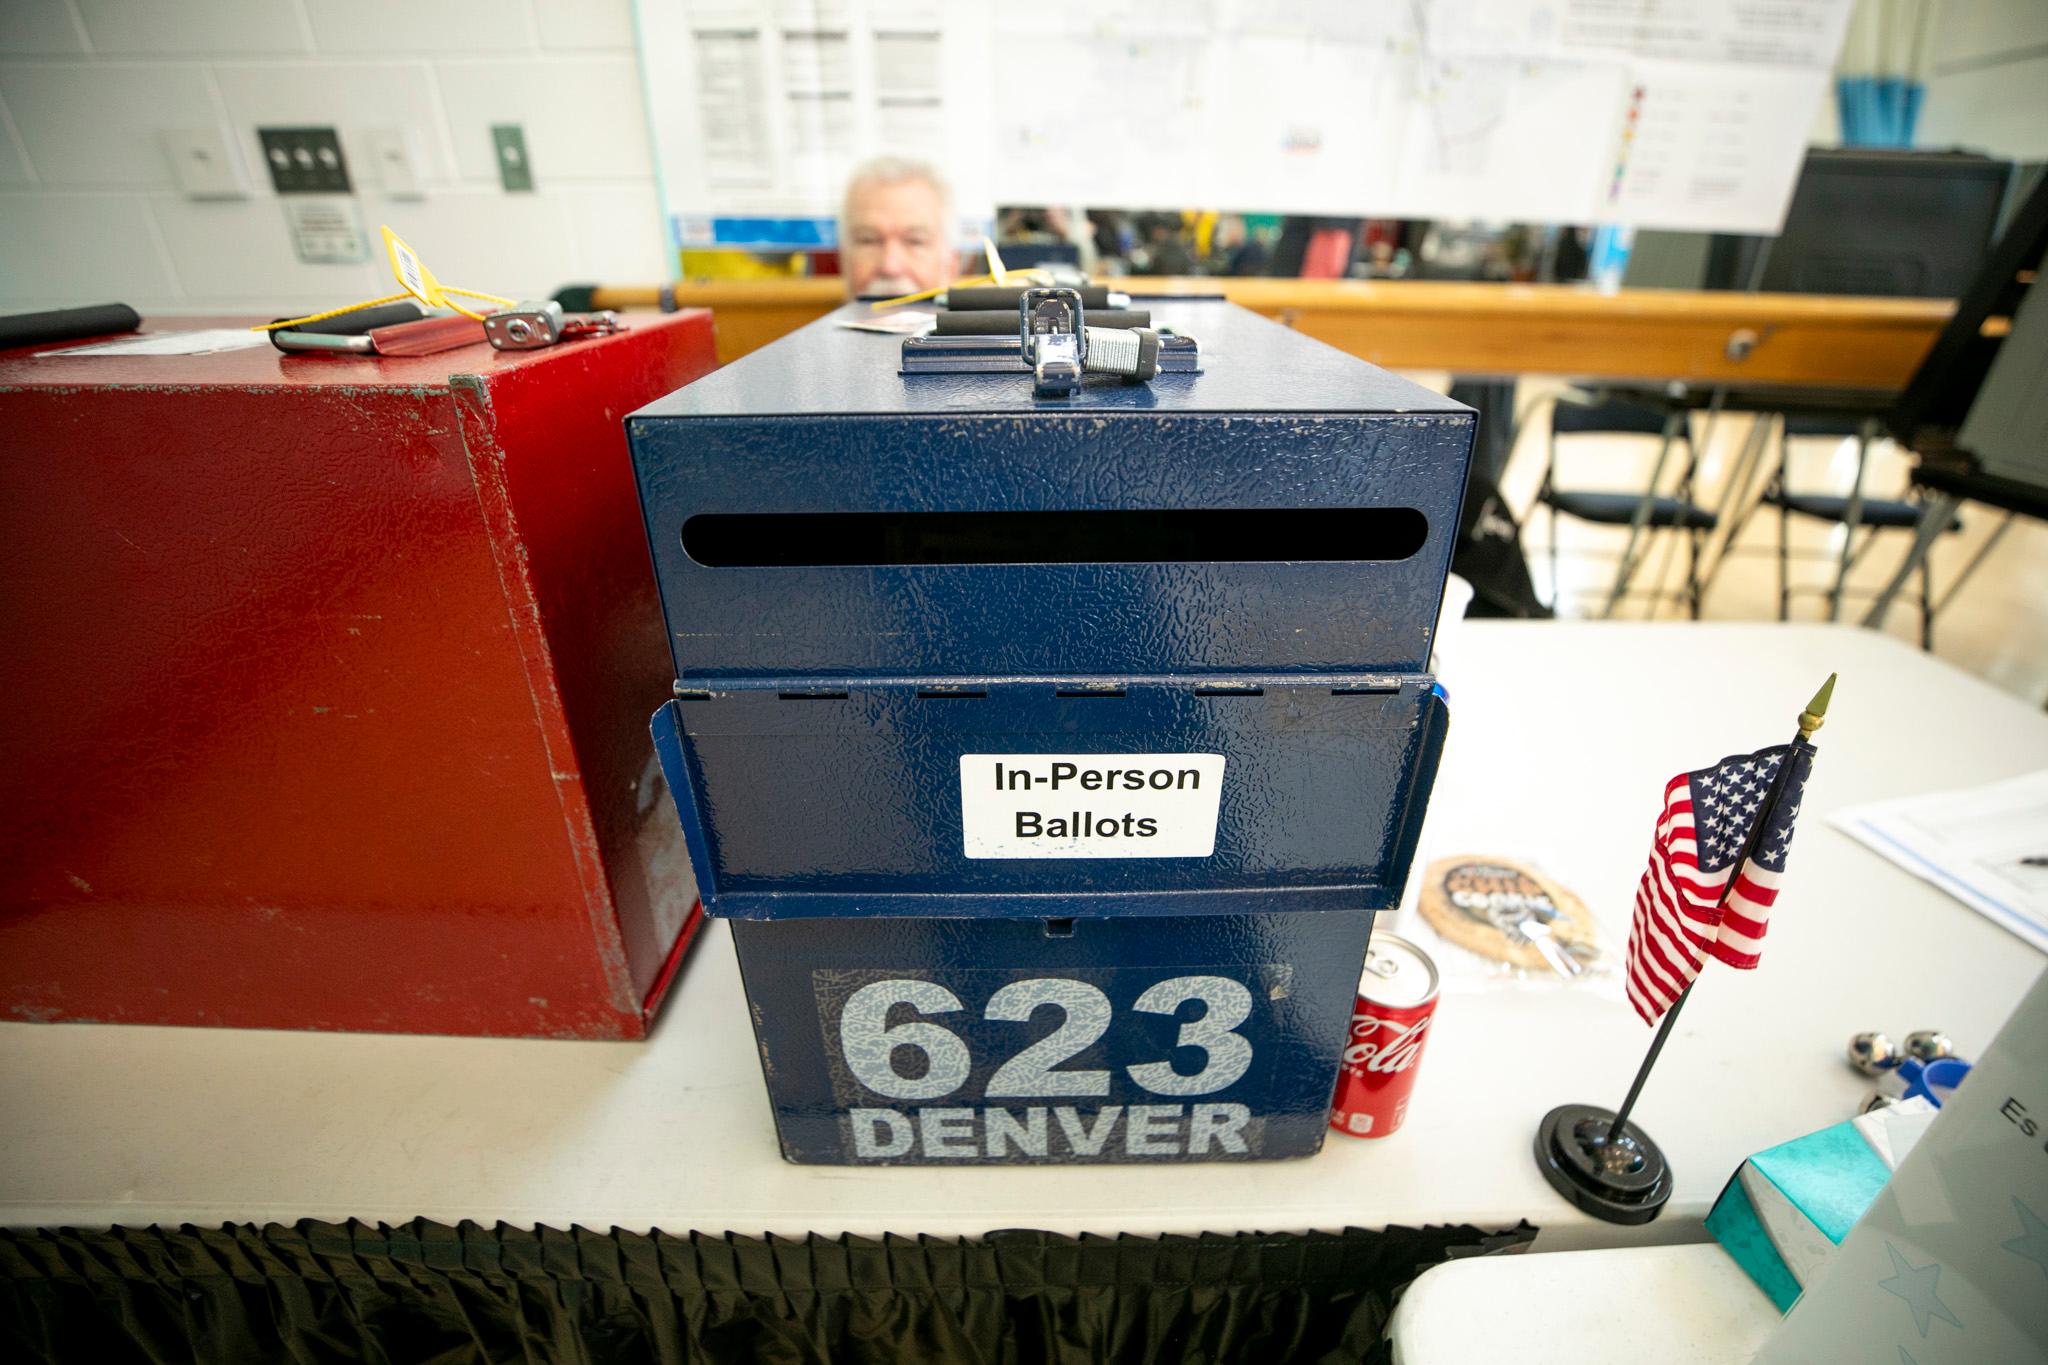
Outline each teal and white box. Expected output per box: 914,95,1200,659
1707,1098,1936,1311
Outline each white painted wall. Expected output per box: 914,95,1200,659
1917,0,2048,160
0,0,670,314
2,0,2041,319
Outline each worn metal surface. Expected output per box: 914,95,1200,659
0,313,719,1038
631,302,1473,680
627,300,1470,1159
652,678,1448,918
631,301,1473,920
732,909,1377,1164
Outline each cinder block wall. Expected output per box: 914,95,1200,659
0,0,668,314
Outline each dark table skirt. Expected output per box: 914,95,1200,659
3,1219,1536,1364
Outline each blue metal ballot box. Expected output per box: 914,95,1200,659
628,299,1474,1164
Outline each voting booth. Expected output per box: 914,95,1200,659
628,299,1474,1163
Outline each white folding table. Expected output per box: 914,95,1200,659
5,623,2043,1251
1389,1244,1779,1363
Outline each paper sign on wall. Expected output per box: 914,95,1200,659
639,0,1855,237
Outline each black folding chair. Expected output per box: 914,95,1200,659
1536,393,1716,618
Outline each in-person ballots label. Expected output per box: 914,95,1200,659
959,753,1225,858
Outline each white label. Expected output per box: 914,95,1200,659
285,197,368,265
958,753,1225,859
387,228,428,294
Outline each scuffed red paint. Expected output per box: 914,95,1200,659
0,311,718,1039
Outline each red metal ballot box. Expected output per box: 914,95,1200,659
0,311,719,1038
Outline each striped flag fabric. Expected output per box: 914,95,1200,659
1626,742,1816,1025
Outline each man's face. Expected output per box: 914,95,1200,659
843,179,955,297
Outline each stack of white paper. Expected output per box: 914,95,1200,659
1831,770,2048,955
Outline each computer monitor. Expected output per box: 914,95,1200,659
1707,148,2013,298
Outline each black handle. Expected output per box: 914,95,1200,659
947,285,1113,311
267,301,427,351
935,308,1151,336
0,303,142,351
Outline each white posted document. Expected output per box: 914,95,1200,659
38,328,272,357
1831,769,2048,955
641,0,1853,239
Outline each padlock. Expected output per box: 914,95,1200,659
485,299,565,350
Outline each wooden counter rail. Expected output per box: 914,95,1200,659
590,277,1952,389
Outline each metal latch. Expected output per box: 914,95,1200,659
1020,287,1086,398
899,291,1193,389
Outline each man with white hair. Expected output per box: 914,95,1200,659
840,156,961,298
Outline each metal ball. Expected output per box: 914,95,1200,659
1904,1030,1954,1061
1848,1031,1900,1076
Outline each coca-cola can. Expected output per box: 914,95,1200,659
1329,933,1440,1139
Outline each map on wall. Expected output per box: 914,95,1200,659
636,0,1855,251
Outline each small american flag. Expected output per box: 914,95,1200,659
1626,742,1815,1025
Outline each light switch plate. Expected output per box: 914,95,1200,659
282,197,369,264
258,126,352,195
160,128,250,199
492,123,534,192
363,127,425,199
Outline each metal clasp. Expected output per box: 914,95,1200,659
1019,287,1086,399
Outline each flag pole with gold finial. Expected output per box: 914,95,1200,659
1600,674,1834,1145
1534,674,1835,1226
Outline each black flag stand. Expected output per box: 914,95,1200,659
1535,675,1834,1225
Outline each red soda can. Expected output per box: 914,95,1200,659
1329,933,1440,1139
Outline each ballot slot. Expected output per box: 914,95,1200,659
708,682,1406,704
632,401,1470,679
679,507,1428,568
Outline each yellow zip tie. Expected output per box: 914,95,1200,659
432,287,516,321
253,293,412,332
868,268,1050,311
869,275,984,309
250,230,518,331
431,299,490,321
